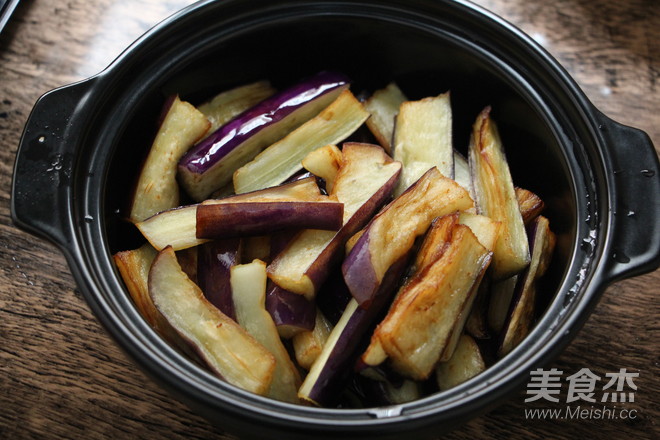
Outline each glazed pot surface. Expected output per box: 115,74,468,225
11,1,660,438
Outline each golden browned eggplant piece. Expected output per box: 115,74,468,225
149,246,276,395
468,106,530,279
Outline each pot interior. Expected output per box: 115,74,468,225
98,1,578,413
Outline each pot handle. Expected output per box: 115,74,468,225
596,112,660,283
11,78,96,249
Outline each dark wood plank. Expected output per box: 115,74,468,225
1,1,657,439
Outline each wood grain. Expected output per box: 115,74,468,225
1,0,658,439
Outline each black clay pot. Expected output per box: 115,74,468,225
11,1,660,439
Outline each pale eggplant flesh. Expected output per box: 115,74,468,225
298,254,411,407
148,247,276,395
359,213,459,369
129,96,211,223
113,243,193,354
363,82,407,153
178,71,350,201
292,309,333,370
435,334,486,391
115,244,211,364
230,260,302,403
267,143,402,299
392,91,454,196
136,176,324,251
117,75,563,410
300,144,343,194
232,89,370,194
342,167,474,308
370,224,492,380
469,106,530,280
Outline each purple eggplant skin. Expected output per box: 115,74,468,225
196,238,242,321
342,169,473,308
299,252,411,407
265,282,316,338
176,246,198,285
178,71,350,201
267,143,402,299
497,215,556,357
196,200,344,239
341,233,379,308
300,161,400,295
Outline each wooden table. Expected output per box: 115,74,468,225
1,0,658,438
